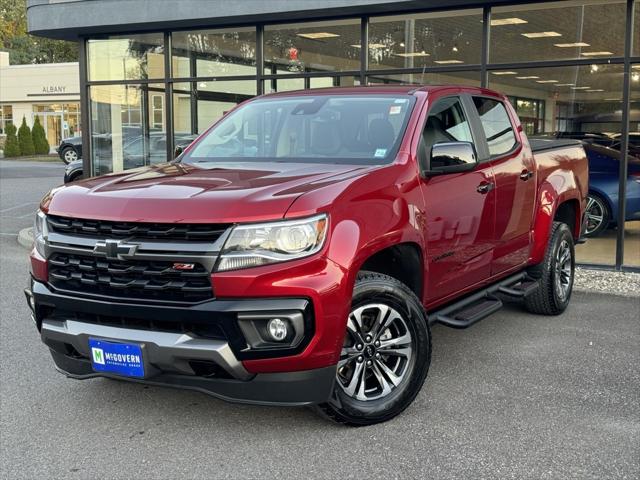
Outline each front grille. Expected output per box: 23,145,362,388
47,215,229,242
48,252,213,302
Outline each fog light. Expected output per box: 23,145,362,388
267,318,288,341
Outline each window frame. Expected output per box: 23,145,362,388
417,93,485,174
468,93,521,161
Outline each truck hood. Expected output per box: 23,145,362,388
44,162,368,223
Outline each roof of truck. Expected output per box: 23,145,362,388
262,84,501,99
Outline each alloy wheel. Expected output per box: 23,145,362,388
585,195,606,235
337,303,413,402
64,149,78,163
554,239,573,301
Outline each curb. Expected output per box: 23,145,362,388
17,227,34,250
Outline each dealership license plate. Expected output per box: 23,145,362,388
89,338,145,378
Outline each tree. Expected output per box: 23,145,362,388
32,116,50,154
17,116,35,156
3,122,19,157
0,0,78,64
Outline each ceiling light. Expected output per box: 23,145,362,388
395,52,430,57
515,76,539,79
581,51,614,56
491,18,528,26
452,45,459,52
632,73,640,82
571,86,590,90
491,71,518,75
521,31,562,38
590,64,599,72
556,83,575,86
536,80,559,83
554,42,590,48
586,89,604,92
632,65,640,70
434,60,464,64
399,42,405,47
297,32,340,39
350,43,387,49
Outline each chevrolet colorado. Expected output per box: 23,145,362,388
26,86,588,425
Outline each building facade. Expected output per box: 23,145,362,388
0,52,80,150
26,0,639,269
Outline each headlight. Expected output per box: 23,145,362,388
216,214,328,272
33,210,48,257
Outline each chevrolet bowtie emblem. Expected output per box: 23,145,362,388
94,239,138,260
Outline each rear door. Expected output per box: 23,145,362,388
418,94,497,302
469,95,536,275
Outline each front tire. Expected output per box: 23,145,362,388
61,146,78,164
525,222,575,315
315,271,431,426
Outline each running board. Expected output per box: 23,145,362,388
429,272,538,329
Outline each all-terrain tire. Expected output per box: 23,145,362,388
314,271,431,426
524,221,575,315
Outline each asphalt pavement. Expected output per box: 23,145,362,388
1,160,639,479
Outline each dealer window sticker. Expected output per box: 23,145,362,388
374,148,387,158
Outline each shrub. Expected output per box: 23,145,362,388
3,123,20,157
17,116,35,156
32,116,50,154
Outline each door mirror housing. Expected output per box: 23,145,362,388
424,141,477,176
174,145,184,158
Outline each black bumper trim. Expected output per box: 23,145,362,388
50,350,336,406
30,279,314,360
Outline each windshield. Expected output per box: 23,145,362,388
182,94,416,165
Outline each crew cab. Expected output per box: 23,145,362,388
26,86,588,425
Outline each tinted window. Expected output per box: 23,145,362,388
183,95,416,165
421,97,474,169
472,97,517,156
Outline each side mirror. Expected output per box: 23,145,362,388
424,141,477,176
174,145,184,158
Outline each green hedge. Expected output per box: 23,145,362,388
3,123,20,157
17,117,35,156
32,116,50,154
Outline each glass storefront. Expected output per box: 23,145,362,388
0,105,12,134
82,1,640,269
32,103,81,147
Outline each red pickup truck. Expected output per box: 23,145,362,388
26,85,588,425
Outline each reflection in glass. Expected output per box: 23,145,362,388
87,33,165,81
624,64,640,266
489,64,625,265
90,84,169,174
490,1,625,63
368,10,482,70
367,71,480,86
264,19,361,74
172,28,256,78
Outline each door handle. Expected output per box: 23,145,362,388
476,182,494,194
520,169,533,181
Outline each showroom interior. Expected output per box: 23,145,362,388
26,0,640,269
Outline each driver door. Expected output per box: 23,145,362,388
418,95,497,303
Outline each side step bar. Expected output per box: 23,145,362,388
429,272,539,329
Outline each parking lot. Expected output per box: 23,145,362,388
0,160,639,479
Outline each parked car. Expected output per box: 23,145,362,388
27,85,588,426
63,133,196,182
581,142,640,237
56,135,82,164
56,126,154,164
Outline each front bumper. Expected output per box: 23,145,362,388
27,280,335,406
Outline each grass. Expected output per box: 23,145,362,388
1,154,62,163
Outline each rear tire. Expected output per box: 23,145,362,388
315,271,431,426
584,193,610,238
525,222,575,315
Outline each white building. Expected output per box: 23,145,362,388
0,52,80,151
